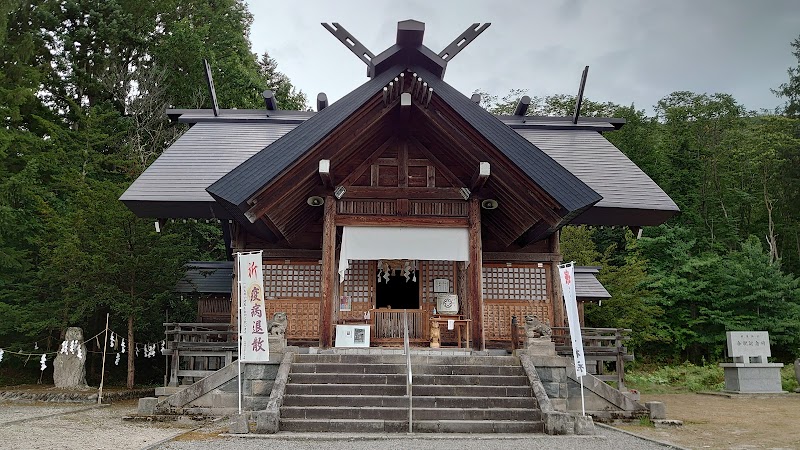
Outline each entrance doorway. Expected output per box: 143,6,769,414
375,270,419,310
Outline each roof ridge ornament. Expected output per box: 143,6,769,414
322,20,490,80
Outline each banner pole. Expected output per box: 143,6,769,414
236,253,242,415
98,313,110,405
580,375,586,416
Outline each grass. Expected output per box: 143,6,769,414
626,361,800,394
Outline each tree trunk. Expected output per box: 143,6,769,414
127,315,134,389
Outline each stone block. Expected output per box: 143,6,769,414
720,363,784,393
137,397,158,415
645,401,667,420
244,363,279,380
211,392,238,409
228,413,249,434
542,381,561,398
253,410,279,434
543,411,575,435
249,379,273,396
574,415,595,435
244,395,268,411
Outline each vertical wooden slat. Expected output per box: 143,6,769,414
549,231,564,327
320,195,336,347
468,197,484,350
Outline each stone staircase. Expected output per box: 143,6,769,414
280,352,544,433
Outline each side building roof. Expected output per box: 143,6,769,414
574,266,612,300
176,261,233,294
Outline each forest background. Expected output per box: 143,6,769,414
1,0,798,387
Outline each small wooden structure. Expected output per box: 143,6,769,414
122,20,678,351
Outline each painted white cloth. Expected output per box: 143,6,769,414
338,226,469,281
560,262,587,377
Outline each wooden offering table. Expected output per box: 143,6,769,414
430,315,471,348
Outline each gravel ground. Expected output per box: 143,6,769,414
0,400,678,450
0,400,199,450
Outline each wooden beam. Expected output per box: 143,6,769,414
261,249,322,260
336,215,468,228
319,160,333,189
338,136,396,188
483,252,560,262
342,186,466,200
468,197,485,350
408,136,466,188
319,195,336,348
469,162,491,194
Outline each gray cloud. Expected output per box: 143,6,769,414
246,0,800,114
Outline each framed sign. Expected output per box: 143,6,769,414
339,295,352,312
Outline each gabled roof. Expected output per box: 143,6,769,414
176,261,233,294
574,266,611,300
207,65,601,231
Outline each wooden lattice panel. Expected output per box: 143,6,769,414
484,300,550,341
338,260,374,322
482,264,549,301
265,298,321,340
410,200,467,216
263,261,321,299
420,261,456,307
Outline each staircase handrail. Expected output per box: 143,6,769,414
403,309,413,433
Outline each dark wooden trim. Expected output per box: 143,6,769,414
319,159,333,188
549,231,565,328
336,215,468,227
483,252,560,262
260,249,323,259
408,136,465,188
338,136,397,188
469,162,490,194
319,195,336,348
468,197,485,350
342,186,465,200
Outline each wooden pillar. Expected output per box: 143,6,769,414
319,195,336,348
549,230,565,327
468,197,485,350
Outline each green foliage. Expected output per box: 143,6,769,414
773,34,800,118
627,363,725,393
781,364,799,392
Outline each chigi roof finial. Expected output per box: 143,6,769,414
322,20,490,80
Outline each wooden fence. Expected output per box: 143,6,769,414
163,322,236,386
552,327,634,390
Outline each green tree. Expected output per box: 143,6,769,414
773,34,800,118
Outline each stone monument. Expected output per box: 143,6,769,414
53,327,89,389
719,331,784,393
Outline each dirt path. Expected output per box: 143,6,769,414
616,393,800,449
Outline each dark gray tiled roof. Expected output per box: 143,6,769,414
574,266,611,300
518,128,679,225
176,261,233,294
120,121,297,217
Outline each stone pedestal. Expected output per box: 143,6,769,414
524,338,556,356
720,362,785,393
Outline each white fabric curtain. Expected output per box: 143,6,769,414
338,226,469,281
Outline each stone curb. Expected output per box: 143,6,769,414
596,423,691,450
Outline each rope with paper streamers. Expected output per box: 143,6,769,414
0,326,167,372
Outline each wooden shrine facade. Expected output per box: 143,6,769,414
122,20,678,351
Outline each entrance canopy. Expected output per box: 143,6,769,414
338,226,469,280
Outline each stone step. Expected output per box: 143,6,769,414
290,362,525,376
284,383,533,397
294,354,520,366
288,372,529,386
281,394,538,409
280,406,541,421
279,418,544,433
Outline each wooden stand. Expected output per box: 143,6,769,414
430,315,471,348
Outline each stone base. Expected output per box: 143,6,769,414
523,338,557,356
720,363,785,393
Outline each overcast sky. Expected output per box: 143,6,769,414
246,0,800,114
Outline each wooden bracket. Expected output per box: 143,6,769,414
469,162,491,194
319,159,333,189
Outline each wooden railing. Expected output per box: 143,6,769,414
163,322,236,386
551,327,634,391
371,309,429,345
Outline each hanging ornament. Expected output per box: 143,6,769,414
77,347,83,360
0,349,4,363
121,338,126,354
70,340,78,354
60,341,69,354
39,354,47,371
160,341,166,355
34,342,38,350
135,345,139,357
114,353,120,366
109,333,116,348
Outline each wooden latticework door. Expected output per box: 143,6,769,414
482,263,551,342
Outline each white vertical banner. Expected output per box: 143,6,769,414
559,262,586,377
237,251,269,362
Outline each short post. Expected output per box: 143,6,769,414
510,315,519,351
616,328,625,391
